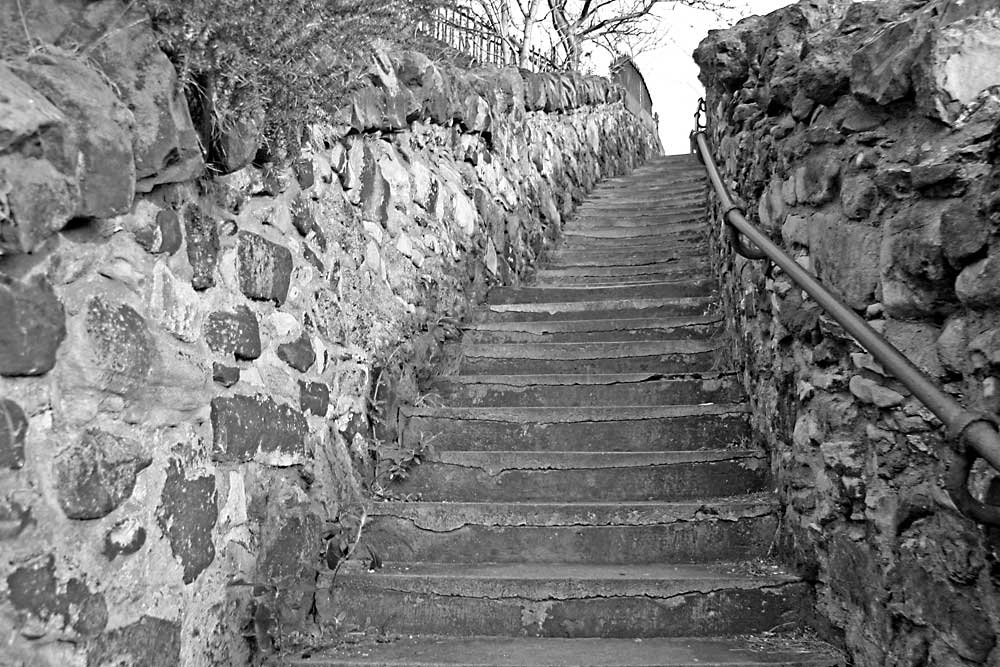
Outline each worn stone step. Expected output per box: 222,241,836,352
560,233,705,249
578,198,704,213
461,316,722,344
546,248,706,268
487,281,714,305
288,636,843,667
531,262,710,286
388,449,768,502
317,562,811,638
362,497,777,564
471,296,716,322
566,218,704,233
455,340,722,375
427,372,743,406
561,224,704,243
402,404,750,452
572,209,705,224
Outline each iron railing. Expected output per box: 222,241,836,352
691,99,1000,526
416,5,558,71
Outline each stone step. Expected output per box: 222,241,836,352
531,261,709,284
561,225,704,243
427,372,743,406
461,316,722,344
317,562,812,638
571,210,705,225
362,497,777,564
388,449,768,502
546,247,706,266
288,636,843,667
566,216,704,231
578,197,704,212
471,296,716,322
557,236,706,253
487,281,714,305
454,340,722,375
402,404,750,452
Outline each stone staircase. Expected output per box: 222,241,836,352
297,155,843,666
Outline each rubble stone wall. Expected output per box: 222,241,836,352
695,1,1000,664
0,2,660,664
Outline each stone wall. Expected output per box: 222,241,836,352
695,1,1000,665
0,2,660,664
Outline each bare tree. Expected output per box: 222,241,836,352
544,0,732,70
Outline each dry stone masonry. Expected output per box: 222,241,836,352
696,1,1000,665
0,1,659,664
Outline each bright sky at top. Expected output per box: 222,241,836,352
591,0,795,154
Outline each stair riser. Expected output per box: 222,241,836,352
571,211,704,225
462,323,721,344
319,583,812,638
472,303,715,323
532,260,709,279
568,215,704,229
403,414,749,452
560,235,706,249
459,352,718,375
547,249,705,266
487,282,713,304
429,376,743,407
391,460,768,502
363,516,778,564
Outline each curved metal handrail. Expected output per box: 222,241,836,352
691,106,1000,526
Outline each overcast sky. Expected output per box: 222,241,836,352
628,0,795,154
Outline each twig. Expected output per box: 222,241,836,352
15,0,35,52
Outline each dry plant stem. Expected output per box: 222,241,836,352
330,507,368,584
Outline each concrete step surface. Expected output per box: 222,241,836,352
428,372,743,406
390,449,769,502
289,636,842,667
318,562,813,638
402,404,751,452
461,316,723,344
362,497,778,563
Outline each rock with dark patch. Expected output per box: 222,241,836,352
294,158,315,189
156,459,217,584
54,429,152,520
0,495,33,541
80,0,204,191
204,306,262,360
956,251,1000,309
302,245,326,275
258,493,322,629
183,203,219,290
6,555,108,636
299,381,330,416
237,232,294,306
0,275,66,376
0,64,79,254
213,104,264,174
212,363,241,388
11,53,135,219
0,398,28,469
102,517,146,560
86,615,180,667
135,209,183,255
211,395,308,464
941,200,987,269
292,200,326,249
85,297,154,395
277,330,316,372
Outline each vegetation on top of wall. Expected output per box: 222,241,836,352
138,0,444,162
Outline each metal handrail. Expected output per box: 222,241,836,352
691,102,1000,526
